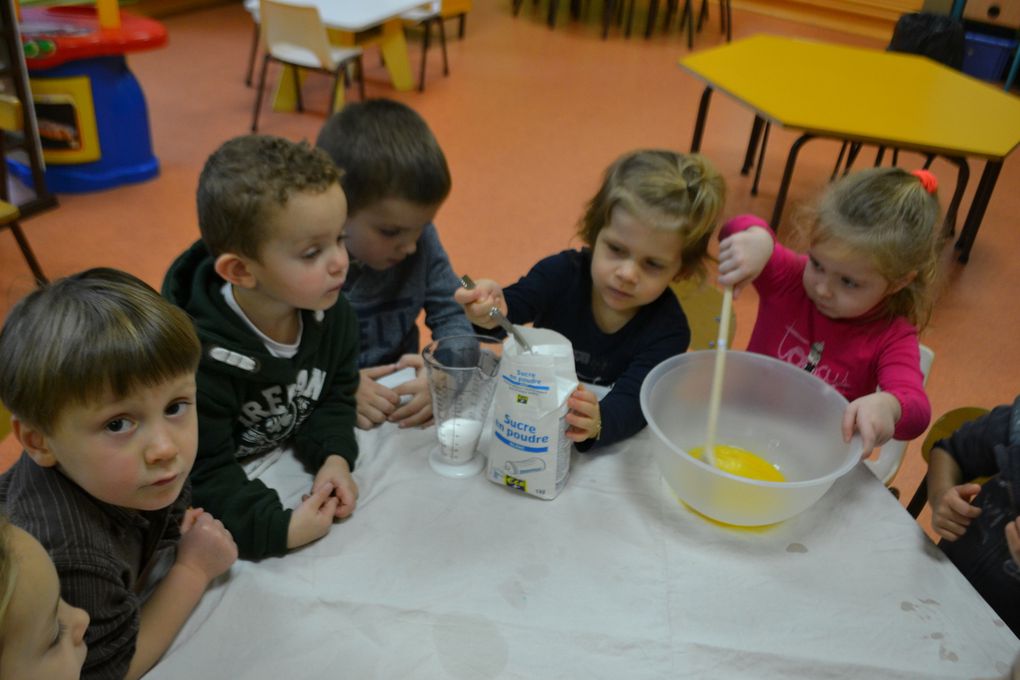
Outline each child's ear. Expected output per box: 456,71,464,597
888,270,918,295
214,252,258,290
11,418,58,468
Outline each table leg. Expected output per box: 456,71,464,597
741,115,763,176
770,133,814,231
271,65,304,112
329,20,414,95
377,20,414,91
941,155,969,238
954,160,1002,264
751,122,769,196
691,86,712,152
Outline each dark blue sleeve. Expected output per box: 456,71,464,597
503,252,576,325
579,300,691,452
937,404,1011,480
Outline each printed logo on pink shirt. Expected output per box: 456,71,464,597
776,326,850,393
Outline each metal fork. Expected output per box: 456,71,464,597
459,275,532,352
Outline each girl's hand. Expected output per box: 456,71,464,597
842,392,900,456
717,227,774,298
453,279,504,328
565,385,601,443
931,483,982,541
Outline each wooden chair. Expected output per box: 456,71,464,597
906,405,991,517
401,1,449,92
670,279,736,351
863,344,935,494
0,95,47,285
251,0,365,132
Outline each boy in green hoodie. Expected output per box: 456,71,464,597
162,135,359,560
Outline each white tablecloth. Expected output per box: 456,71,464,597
147,425,1018,679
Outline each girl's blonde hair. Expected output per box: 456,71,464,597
803,167,942,329
578,150,726,282
0,516,17,648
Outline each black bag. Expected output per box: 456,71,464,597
888,12,965,70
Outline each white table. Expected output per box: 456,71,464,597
147,424,1018,679
246,0,427,102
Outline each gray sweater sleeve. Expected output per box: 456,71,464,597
420,224,473,341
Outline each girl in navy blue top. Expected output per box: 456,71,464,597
455,150,725,451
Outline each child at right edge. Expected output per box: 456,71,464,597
717,167,941,455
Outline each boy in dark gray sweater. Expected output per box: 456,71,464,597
316,99,472,431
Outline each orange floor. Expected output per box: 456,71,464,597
3,1,1019,540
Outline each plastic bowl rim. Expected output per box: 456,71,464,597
639,351,863,489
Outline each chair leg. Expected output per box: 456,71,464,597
458,13,466,38
245,22,259,87
645,0,659,38
942,155,969,237
419,19,431,92
438,18,449,76
292,66,304,113
252,54,271,132
832,141,849,181
512,0,524,16
6,221,48,285
751,122,770,196
906,481,927,518
663,0,678,32
547,0,559,28
356,55,366,100
696,0,708,31
601,0,614,38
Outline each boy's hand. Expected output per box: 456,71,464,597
176,509,238,582
931,483,982,541
842,392,900,456
389,353,433,428
313,455,358,519
1006,518,1020,565
565,385,601,443
287,482,338,549
717,227,773,298
453,279,504,328
356,365,401,429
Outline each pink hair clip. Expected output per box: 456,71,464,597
911,169,938,194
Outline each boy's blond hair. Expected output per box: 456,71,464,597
578,150,726,282
196,135,341,259
0,268,201,434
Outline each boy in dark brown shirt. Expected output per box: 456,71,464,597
0,269,237,680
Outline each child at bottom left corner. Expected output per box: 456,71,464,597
0,512,90,679
0,268,238,680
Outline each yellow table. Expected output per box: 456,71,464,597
680,34,1020,263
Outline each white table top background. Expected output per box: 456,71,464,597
244,0,429,33
146,424,1018,679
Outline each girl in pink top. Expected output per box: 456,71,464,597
717,167,942,456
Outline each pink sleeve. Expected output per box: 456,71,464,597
719,214,775,241
877,324,931,441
